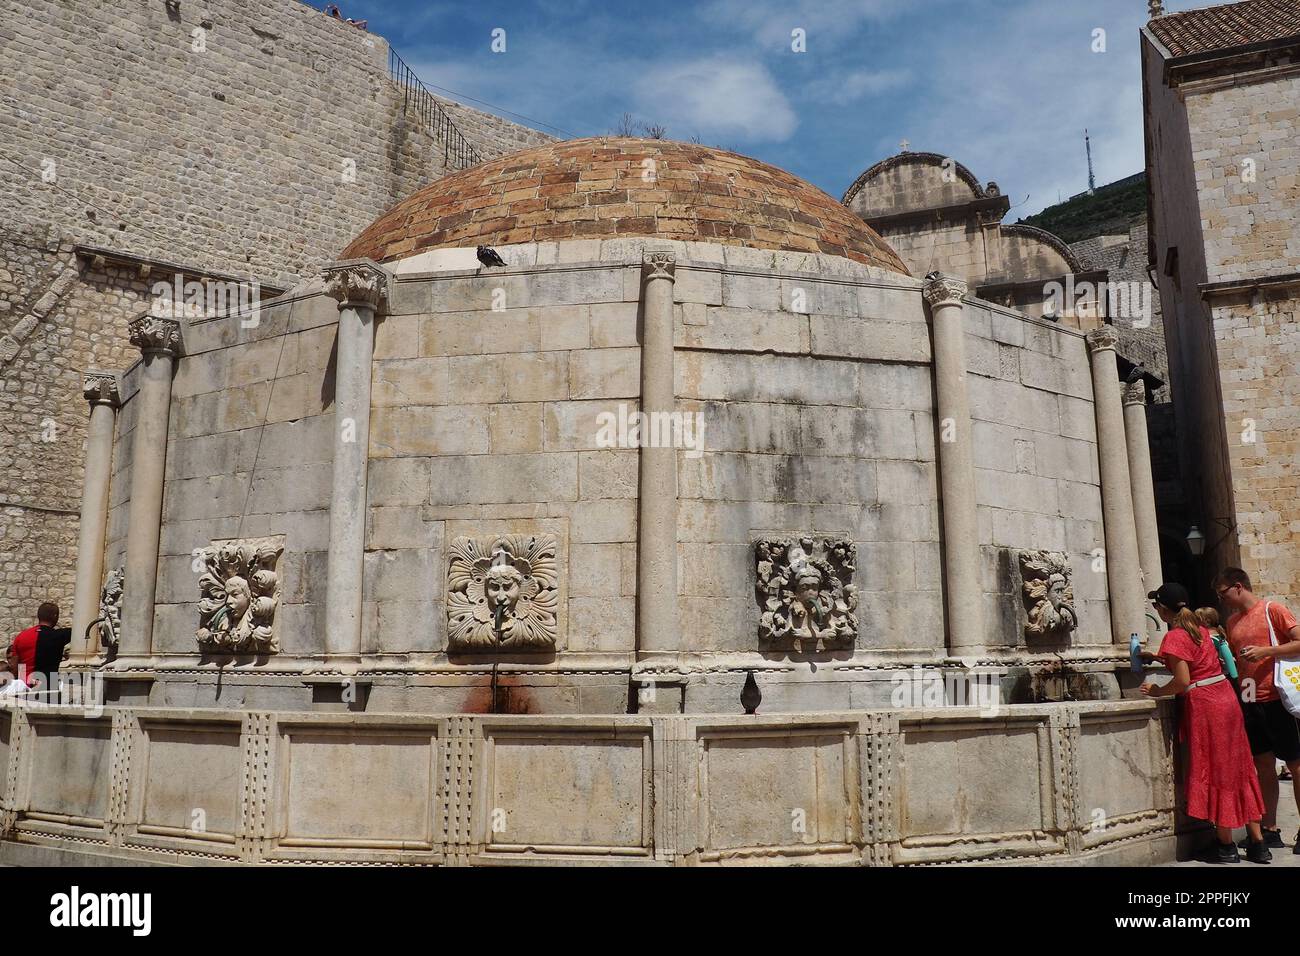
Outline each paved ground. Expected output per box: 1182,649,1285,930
1170,765,1300,866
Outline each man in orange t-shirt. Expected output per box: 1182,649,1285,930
1217,567,1300,851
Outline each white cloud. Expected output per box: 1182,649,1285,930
700,0,910,49
633,59,798,142
807,68,910,106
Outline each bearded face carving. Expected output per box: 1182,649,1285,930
1018,549,1078,640
447,534,559,652
755,536,858,652
196,538,284,654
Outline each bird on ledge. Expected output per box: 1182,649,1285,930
477,245,507,268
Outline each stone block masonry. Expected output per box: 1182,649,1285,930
0,0,552,283
0,0,550,637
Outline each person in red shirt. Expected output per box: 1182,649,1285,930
2,602,70,697
1216,567,1300,852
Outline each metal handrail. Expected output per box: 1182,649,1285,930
388,47,484,171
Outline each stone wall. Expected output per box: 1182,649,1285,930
1144,33,1300,601
0,0,552,282
0,699,1179,866
1071,221,1168,399
1211,293,1300,607
0,0,549,639
963,301,1111,648
95,238,1114,712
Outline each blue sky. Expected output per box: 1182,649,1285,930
325,0,1199,217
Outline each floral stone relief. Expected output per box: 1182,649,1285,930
447,534,559,652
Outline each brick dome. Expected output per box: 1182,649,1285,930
340,137,909,274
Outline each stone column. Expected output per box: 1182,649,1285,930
120,316,182,660
1123,381,1163,609
636,252,679,662
71,371,122,660
322,261,387,664
1086,327,1145,646
923,274,984,654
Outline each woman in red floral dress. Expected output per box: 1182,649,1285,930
1141,583,1269,864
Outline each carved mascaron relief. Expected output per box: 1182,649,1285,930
447,534,559,652
97,566,124,648
1017,549,1079,640
755,537,858,652
196,538,285,653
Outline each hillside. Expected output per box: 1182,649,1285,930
1018,173,1148,244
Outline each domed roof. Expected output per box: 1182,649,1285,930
341,137,909,274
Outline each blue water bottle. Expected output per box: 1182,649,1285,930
1129,632,1143,674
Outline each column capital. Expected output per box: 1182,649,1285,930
1085,325,1119,354
642,251,676,282
82,369,122,407
128,315,182,357
1123,381,1148,406
322,259,390,310
922,271,968,308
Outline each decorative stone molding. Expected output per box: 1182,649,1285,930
82,370,122,407
1123,381,1147,406
322,260,389,309
127,315,182,355
97,566,124,648
755,536,858,652
447,534,559,652
642,252,676,282
196,537,285,654
1084,325,1119,354
1017,550,1079,640
922,272,968,308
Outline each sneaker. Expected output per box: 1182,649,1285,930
1246,840,1273,864
1293,831,1300,854
1207,842,1240,864
1239,828,1285,849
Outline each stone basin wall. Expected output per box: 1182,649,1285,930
0,699,1177,866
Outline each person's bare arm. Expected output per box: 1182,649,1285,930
1240,622,1300,661
1141,657,1190,697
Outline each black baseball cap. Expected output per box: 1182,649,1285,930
1147,583,1190,609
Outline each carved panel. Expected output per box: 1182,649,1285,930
755,536,857,652
97,567,124,648
196,538,285,654
1017,550,1079,640
447,534,558,652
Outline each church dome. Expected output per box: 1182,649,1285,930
340,137,909,274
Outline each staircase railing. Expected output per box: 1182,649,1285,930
388,47,484,171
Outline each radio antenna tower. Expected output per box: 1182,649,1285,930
1085,129,1096,195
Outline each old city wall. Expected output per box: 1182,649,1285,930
0,0,550,634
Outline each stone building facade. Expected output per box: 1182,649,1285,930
1143,0,1300,601
0,137,1183,866
843,152,1108,325
0,0,550,636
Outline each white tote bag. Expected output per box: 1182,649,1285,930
1266,602,1300,718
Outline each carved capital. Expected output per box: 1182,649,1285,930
1123,381,1147,406
922,272,968,308
82,370,121,407
322,260,389,310
643,252,676,282
1085,325,1119,354
128,315,182,356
